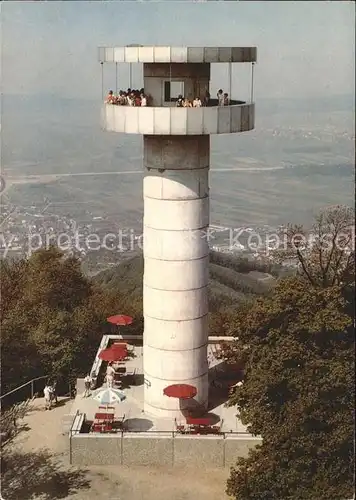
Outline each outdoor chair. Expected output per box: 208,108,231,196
114,379,123,389
174,420,186,434
115,415,125,430
91,422,113,433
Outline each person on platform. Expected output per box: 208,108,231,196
217,89,224,106
127,92,135,106
203,90,210,107
106,90,115,104
106,362,115,388
134,92,141,107
223,92,230,106
83,374,92,398
176,94,184,107
90,372,96,390
118,91,126,105
193,97,202,107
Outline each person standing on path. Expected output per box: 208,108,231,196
43,384,52,410
52,380,58,405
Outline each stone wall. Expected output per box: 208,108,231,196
70,432,261,467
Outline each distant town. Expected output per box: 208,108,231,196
0,203,289,275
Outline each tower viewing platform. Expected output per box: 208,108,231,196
99,45,256,135
99,45,257,418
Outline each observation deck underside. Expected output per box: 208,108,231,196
102,102,255,135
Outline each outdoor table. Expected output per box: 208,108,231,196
185,417,214,435
94,412,114,422
91,422,113,433
114,367,136,377
185,417,211,426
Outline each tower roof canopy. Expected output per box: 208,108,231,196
98,46,257,64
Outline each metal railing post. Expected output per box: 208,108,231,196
101,62,104,100
250,62,255,103
30,380,34,399
172,431,175,466
223,432,226,467
69,430,72,464
228,62,232,101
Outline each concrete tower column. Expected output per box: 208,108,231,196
143,135,210,417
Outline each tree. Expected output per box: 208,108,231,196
0,246,124,397
0,246,271,400
276,204,354,290
222,206,355,500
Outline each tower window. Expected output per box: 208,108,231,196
164,81,185,102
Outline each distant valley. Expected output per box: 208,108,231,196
1,94,354,272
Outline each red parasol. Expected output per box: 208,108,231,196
163,384,197,400
107,315,133,326
109,344,128,359
99,348,126,362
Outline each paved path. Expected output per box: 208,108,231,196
3,397,230,500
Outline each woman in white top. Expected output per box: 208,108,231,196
43,385,53,410
106,363,115,388
140,94,147,107
193,97,202,108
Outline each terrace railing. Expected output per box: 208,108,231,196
0,375,49,402
0,375,73,407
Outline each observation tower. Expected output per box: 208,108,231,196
99,46,256,418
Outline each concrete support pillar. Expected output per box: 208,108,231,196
143,135,210,418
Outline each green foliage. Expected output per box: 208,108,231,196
94,251,275,336
223,206,355,499
0,246,123,394
1,246,271,397
209,250,290,279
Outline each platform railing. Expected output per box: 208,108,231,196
71,410,257,438
73,427,258,438
103,98,247,107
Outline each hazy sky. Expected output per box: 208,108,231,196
1,1,354,100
